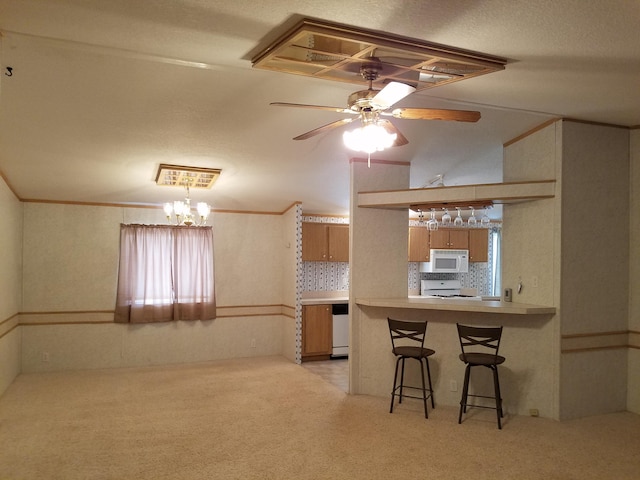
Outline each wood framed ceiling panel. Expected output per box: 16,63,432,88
252,18,506,91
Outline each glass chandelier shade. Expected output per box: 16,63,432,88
164,186,211,226
343,122,397,154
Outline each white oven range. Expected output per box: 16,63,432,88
421,279,481,300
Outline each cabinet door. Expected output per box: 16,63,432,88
408,226,430,261
469,228,489,262
429,230,450,249
302,304,332,357
448,229,469,249
328,225,349,262
302,223,327,261
430,229,469,249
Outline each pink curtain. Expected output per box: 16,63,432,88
115,225,216,323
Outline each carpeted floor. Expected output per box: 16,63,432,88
1,356,639,479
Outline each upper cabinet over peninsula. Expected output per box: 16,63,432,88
357,180,556,211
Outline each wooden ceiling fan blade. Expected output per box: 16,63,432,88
271,102,355,114
389,108,481,122
293,118,355,140
371,82,416,109
378,119,409,146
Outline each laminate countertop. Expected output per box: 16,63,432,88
356,296,555,315
301,297,349,306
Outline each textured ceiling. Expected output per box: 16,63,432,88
0,1,638,215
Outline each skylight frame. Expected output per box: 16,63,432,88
252,18,507,91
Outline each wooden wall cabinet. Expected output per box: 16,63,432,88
302,223,349,262
429,229,469,249
469,228,489,262
302,304,332,361
408,226,430,262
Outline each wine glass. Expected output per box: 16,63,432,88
441,208,451,226
481,207,491,227
454,207,464,227
427,208,439,231
467,207,477,227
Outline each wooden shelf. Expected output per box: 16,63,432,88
357,180,556,211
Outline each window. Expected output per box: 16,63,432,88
489,227,501,297
115,224,215,323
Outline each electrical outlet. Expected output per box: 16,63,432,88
449,380,458,392
41,352,50,362
250,339,256,348
532,276,539,288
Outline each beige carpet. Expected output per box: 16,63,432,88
1,356,639,480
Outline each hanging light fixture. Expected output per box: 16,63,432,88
164,185,211,226
155,164,219,227
343,123,397,154
342,111,396,155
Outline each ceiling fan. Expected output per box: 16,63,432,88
271,58,482,147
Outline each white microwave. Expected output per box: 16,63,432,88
420,249,469,273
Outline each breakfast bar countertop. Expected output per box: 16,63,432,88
356,296,555,315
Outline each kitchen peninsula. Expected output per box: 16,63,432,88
349,119,633,421
348,158,561,420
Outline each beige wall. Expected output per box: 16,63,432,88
349,159,411,394
19,203,294,373
0,176,23,395
630,129,640,414
504,120,632,419
281,204,301,362
558,121,629,418
503,121,562,419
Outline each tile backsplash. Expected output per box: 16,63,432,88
301,217,498,296
302,261,350,291
408,262,491,296
303,261,490,295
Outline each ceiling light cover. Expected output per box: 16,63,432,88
155,164,221,189
252,18,506,91
343,123,397,153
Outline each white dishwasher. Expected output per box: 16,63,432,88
331,303,349,358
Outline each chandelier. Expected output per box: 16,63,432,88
163,185,211,226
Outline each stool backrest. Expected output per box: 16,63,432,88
388,318,427,349
457,324,503,361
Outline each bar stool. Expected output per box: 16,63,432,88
456,323,506,429
387,318,435,418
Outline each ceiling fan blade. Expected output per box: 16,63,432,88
371,82,416,109
388,108,481,122
271,102,355,115
293,118,356,140
378,119,409,146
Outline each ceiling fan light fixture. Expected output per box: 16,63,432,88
343,123,397,154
